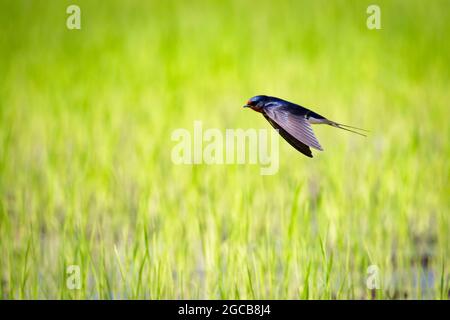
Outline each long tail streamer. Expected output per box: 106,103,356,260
329,121,368,137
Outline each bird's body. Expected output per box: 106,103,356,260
244,95,366,158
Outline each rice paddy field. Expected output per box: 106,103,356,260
0,0,449,299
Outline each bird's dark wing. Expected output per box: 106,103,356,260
263,114,313,158
263,104,324,151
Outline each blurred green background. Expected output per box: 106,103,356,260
0,0,448,299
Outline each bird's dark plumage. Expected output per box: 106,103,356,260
263,114,313,157
244,95,366,158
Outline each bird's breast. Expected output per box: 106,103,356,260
251,105,263,113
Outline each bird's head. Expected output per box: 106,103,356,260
243,95,270,112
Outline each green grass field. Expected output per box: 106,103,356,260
0,0,449,299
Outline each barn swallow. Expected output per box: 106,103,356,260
243,95,367,158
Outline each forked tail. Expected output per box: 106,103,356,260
327,120,368,137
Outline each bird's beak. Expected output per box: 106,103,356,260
243,104,250,108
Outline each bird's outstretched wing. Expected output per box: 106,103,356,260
263,104,324,152
263,114,313,157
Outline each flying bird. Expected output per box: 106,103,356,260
243,95,367,158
